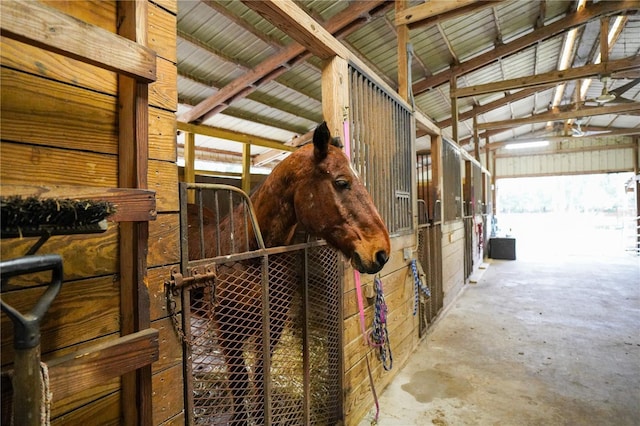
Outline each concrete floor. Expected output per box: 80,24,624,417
359,250,640,425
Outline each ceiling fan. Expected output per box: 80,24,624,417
584,76,639,105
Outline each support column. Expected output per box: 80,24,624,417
117,1,152,424
184,132,195,203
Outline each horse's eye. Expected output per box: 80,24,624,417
334,179,350,190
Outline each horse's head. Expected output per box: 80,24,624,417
288,122,391,274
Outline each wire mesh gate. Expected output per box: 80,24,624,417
168,183,343,425
416,224,443,337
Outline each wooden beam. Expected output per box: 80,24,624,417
453,56,640,98
437,86,553,128
412,0,640,94
244,0,337,59
46,329,159,404
0,1,156,83
177,122,296,152
415,109,442,136
477,102,640,130
488,128,640,149
396,0,502,28
179,0,386,124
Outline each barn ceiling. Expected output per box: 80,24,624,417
175,0,640,173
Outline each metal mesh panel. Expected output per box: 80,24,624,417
174,184,342,425
416,224,444,327
416,226,431,336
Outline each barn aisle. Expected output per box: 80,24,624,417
359,250,640,425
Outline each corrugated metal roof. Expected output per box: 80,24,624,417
175,0,640,172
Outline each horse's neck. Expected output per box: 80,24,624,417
250,179,298,248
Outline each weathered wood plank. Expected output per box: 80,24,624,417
47,329,159,403
149,107,178,161
148,159,179,213
0,184,156,222
148,264,180,322
0,68,118,155
151,317,182,374
41,0,116,32
150,57,178,111
0,228,118,284
51,391,121,426
152,363,185,425
148,1,177,63
0,142,117,188
150,0,178,15
1,275,120,366
148,213,181,267
0,38,117,95
158,412,186,426
0,1,156,82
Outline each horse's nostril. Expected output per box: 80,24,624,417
376,250,389,267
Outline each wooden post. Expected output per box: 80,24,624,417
600,17,609,64
117,1,152,425
473,115,480,161
184,132,196,203
242,143,251,194
321,56,349,145
451,75,459,143
396,0,409,103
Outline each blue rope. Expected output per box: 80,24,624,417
411,259,430,316
370,276,393,371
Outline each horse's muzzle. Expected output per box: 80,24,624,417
352,250,389,274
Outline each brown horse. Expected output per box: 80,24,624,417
187,121,390,424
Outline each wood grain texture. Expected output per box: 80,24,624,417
47,329,159,402
0,38,117,95
1,1,156,82
149,107,178,161
1,275,120,366
147,264,180,322
0,68,118,155
148,213,181,267
152,364,185,425
51,392,121,426
148,2,177,63
151,317,182,374
0,228,118,284
150,57,178,111
148,159,179,213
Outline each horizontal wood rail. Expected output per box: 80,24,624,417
0,1,156,83
0,185,157,222
46,329,159,403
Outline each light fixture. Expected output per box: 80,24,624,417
504,140,550,150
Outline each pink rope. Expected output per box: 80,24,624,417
345,119,380,423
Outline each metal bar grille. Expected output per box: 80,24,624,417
442,139,462,222
175,183,342,425
348,66,413,235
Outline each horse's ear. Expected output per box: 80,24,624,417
313,121,331,160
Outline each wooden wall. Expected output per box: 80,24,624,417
0,1,182,424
